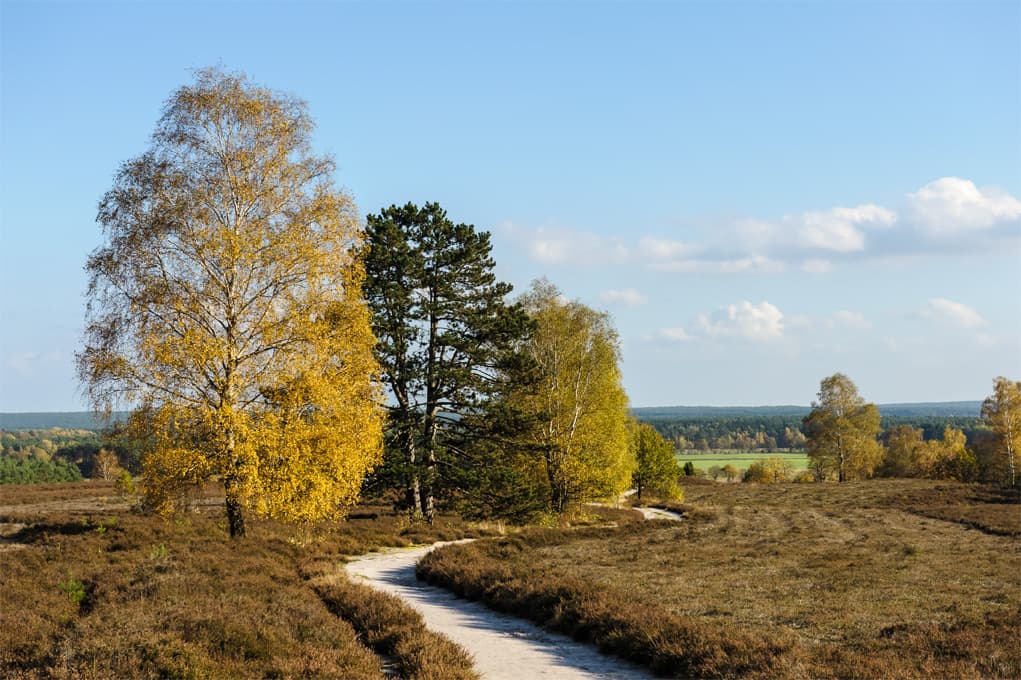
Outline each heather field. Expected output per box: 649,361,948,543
0,481,486,679
2,478,1018,678
419,478,1021,679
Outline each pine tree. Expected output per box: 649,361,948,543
363,202,529,522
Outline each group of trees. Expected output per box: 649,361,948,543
73,67,1017,537
0,428,138,481
803,374,1020,486
77,67,666,535
362,202,655,520
645,418,808,452
0,456,83,484
1,428,101,461
629,421,682,500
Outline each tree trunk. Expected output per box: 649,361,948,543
1008,444,1016,488
223,419,245,538
225,485,246,538
420,411,436,523
224,488,244,535
420,408,436,522
546,448,567,514
421,283,438,524
837,433,846,483
402,422,423,515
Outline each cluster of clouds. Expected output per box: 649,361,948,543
656,297,987,344
516,177,1020,274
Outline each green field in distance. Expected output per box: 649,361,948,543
676,451,810,472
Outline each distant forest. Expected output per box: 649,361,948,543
0,412,129,431
0,402,982,433
0,425,139,484
633,402,982,419
632,402,984,452
0,403,986,462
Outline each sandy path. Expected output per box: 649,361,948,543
346,543,652,679
634,506,684,521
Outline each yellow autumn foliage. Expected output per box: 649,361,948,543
510,279,633,513
80,68,383,535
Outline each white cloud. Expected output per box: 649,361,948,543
658,327,691,342
731,204,896,256
508,176,1019,273
831,204,898,227
919,298,986,328
600,288,648,306
651,254,785,274
826,310,872,330
637,237,695,260
907,177,1021,235
802,258,834,274
693,300,785,342
525,228,629,265
798,219,865,252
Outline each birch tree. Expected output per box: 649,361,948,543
802,373,882,482
982,376,1021,486
629,420,682,501
511,280,632,513
78,68,383,537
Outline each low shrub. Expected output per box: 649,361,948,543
418,534,790,678
316,575,477,680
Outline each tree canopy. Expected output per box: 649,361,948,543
803,373,882,482
629,419,681,500
362,202,530,521
78,67,383,537
982,376,1020,487
507,280,632,513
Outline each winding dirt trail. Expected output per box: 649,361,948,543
345,542,653,679
634,505,685,521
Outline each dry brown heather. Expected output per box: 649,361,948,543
0,482,485,679
419,479,1021,679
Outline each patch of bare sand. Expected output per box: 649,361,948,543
0,522,27,551
634,506,684,521
0,496,132,517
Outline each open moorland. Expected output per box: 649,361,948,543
0,481,506,679
419,478,1021,679
2,478,1019,678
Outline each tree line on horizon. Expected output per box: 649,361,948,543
640,413,987,454
66,67,1018,537
796,373,1019,486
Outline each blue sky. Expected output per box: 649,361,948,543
1,1,1018,411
